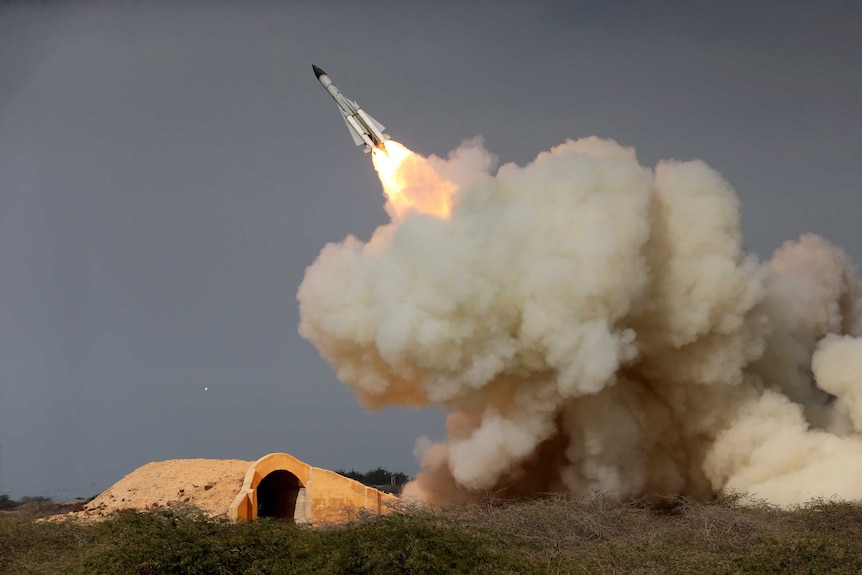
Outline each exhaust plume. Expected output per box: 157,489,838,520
298,137,862,506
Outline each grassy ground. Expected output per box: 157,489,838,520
1,494,861,574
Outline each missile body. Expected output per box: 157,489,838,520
313,64,390,153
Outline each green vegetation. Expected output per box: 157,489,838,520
0,495,53,511
2,495,862,574
335,467,410,487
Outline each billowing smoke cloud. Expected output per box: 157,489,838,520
297,137,862,506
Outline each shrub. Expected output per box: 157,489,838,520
2,495,862,575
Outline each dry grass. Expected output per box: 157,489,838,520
2,493,862,574
441,492,862,574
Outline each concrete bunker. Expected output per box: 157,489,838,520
229,453,396,523
74,453,398,524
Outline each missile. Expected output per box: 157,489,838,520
313,64,390,153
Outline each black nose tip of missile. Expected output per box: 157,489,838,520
312,64,325,79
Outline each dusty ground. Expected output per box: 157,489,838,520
73,459,252,520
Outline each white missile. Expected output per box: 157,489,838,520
313,64,390,153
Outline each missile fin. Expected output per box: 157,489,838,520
344,119,366,146
363,112,386,133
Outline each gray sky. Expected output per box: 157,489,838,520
0,0,859,499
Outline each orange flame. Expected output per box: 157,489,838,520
372,140,456,220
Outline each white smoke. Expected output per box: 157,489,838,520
297,136,862,506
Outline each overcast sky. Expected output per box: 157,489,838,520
0,0,859,499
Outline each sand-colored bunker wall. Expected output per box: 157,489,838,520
229,453,396,523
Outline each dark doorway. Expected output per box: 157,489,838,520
257,470,302,520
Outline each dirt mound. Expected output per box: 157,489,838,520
75,459,252,520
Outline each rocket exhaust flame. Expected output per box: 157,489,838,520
298,136,862,507
372,140,454,220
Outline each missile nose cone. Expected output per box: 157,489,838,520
312,64,326,79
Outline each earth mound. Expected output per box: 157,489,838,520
77,459,251,519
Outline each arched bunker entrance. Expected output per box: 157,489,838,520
257,470,304,520
229,452,396,523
